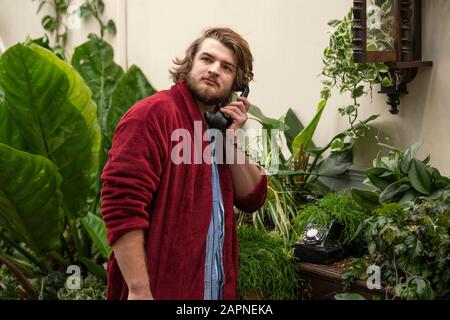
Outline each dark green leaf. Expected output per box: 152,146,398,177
81,213,111,259
292,98,327,159
316,149,352,176
351,188,379,210
72,37,124,189
381,77,392,87
379,179,410,203
42,15,57,32
105,65,157,150
335,293,365,300
105,20,116,35
400,141,422,174
77,257,107,283
351,85,365,99
398,190,418,204
0,143,64,255
79,4,93,18
0,43,99,217
283,108,306,153
408,159,432,195
248,105,289,131
366,167,391,190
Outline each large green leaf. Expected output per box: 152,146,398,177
0,143,64,255
72,35,124,198
379,179,411,203
400,141,422,174
29,43,101,199
72,35,124,131
0,43,95,217
408,159,432,195
335,293,366,300
316,148,353,176
283,108,309,153
366,167,392,190
105,65,157,150
248,105,289,131
351,188,379,210
292,98,327,160
81,212,111,259
77,257,107,283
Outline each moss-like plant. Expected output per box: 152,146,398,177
291,191,371,245
238,225,300,300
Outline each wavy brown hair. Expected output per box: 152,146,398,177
169,27,254,92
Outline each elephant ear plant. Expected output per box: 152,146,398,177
0,38,156,298
72,34,157,216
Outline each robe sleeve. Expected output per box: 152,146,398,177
101,105,168,246
233,168,268,213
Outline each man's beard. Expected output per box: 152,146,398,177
185,73,232,106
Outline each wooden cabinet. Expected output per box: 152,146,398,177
297,260,395,300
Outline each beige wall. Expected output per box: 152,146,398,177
1,0,449,175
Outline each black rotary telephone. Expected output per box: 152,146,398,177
293,220,346,264
204,85,250,131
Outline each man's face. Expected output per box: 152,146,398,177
186,38,236,107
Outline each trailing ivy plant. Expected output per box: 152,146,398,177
321,8,393,137
289,8,393,194
342,193,450,299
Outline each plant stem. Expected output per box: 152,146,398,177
0,231,42,269
0,251,37,298
64,203,86,258
49,251,70,267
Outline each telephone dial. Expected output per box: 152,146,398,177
293,220,346,264
205,85,250,131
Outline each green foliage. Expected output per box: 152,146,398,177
0,143,64,256
344,194,450,299
237,225,300,300
366,0,395,51
321,9,393,135
0,265,24,299
0,265,105,300
334,292,366,300
57,274,106,300
352,142,450,209
79,0,117,38
32,0,117,59
32,0,71,58
0,36,156,298
292,191,371,244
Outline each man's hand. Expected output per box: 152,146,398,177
128,288,154,300
220,96,251,130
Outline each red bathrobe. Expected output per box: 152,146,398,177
101,81,268,300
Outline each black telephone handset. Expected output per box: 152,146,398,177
205,85,250,131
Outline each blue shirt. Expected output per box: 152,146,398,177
204,132,225,300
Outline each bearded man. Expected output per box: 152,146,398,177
101,27,268,300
